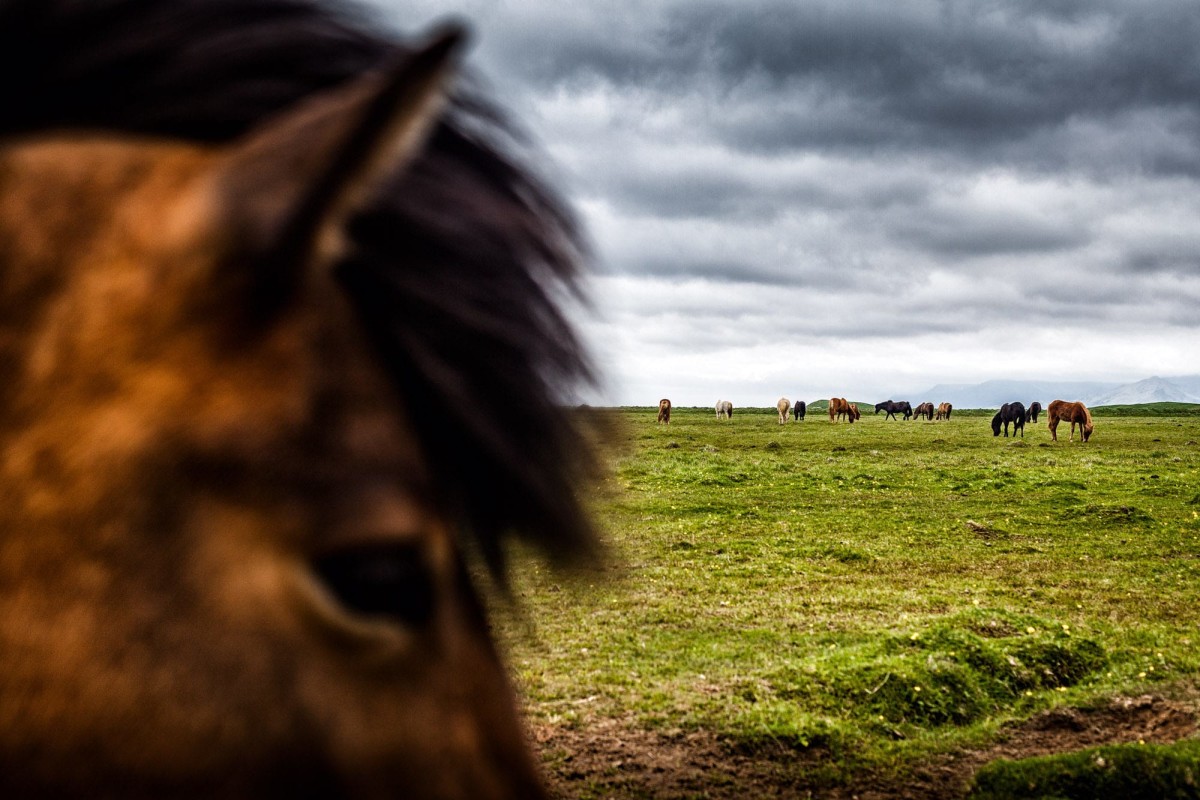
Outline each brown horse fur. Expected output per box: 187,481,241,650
850,402,861,421
776,396,791,424
829,396,854,423
0,1,600,797
912,401,935,421
657,398,672,424
1047,399,1094,442
935,402,953,420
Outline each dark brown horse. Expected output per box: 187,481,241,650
912,402,934,420
1048,399,1094,442
991,401,1026,437
1026,401,1043,423
874,400,912,420
658,398,672,424
792,399,807,421
0,1,599,797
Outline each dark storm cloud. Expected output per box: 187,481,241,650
379,0,1200,403
480,0,1200,174
886,205,1089,256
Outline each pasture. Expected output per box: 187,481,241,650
498,405,1200,798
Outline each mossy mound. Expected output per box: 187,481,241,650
968,738,1200,799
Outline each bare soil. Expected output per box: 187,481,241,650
534,691,1200,799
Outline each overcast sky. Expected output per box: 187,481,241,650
374,0,1199,406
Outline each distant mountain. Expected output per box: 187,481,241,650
914,379,1117,410
914,375,1200,409
1087,376,1200,406
1164,374,1200,397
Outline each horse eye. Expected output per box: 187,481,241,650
312,544,434,627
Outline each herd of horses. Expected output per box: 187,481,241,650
987,400,1093,441
663,397,1095,443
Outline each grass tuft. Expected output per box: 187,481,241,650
968,739,1200,799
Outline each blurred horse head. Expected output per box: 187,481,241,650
0,1,599,796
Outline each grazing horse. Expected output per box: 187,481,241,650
874,400,912,420
850,402,861,421
793,400,807,421
1047,399,1094,442
657,398,672,425
1026,401,1043,423
912,402,935,420
829,396,854,423
0,2,600,797
935,402,953,421
716,400,734,419
991,401,1027,437
776,397,791,424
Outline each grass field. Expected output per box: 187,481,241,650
496,405,1200,797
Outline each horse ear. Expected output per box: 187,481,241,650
204,26,466,321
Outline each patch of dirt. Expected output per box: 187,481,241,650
535,717,812,799
534,692,1200,799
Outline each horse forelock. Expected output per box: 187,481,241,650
0,0,598,571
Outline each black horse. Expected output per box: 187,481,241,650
792,400,807,421
991,401,1027,437
874,400,912,421
1026,401,1043,424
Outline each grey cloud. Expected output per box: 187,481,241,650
378,0,1200,403
480,1,1200,174
887,209,1090,257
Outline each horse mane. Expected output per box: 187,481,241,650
1081,402,1093,425
0,0,598,573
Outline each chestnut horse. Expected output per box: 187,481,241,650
0,1,599,797
776,397,791,424
658,398,672,425
1048,399,1094,442
935,402,953,420
829,396,854,423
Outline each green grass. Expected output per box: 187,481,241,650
1092,402,1200,417
968,739,1200,799
497,407,1200,790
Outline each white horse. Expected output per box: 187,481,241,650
715,400,733,420
776,397,791,424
